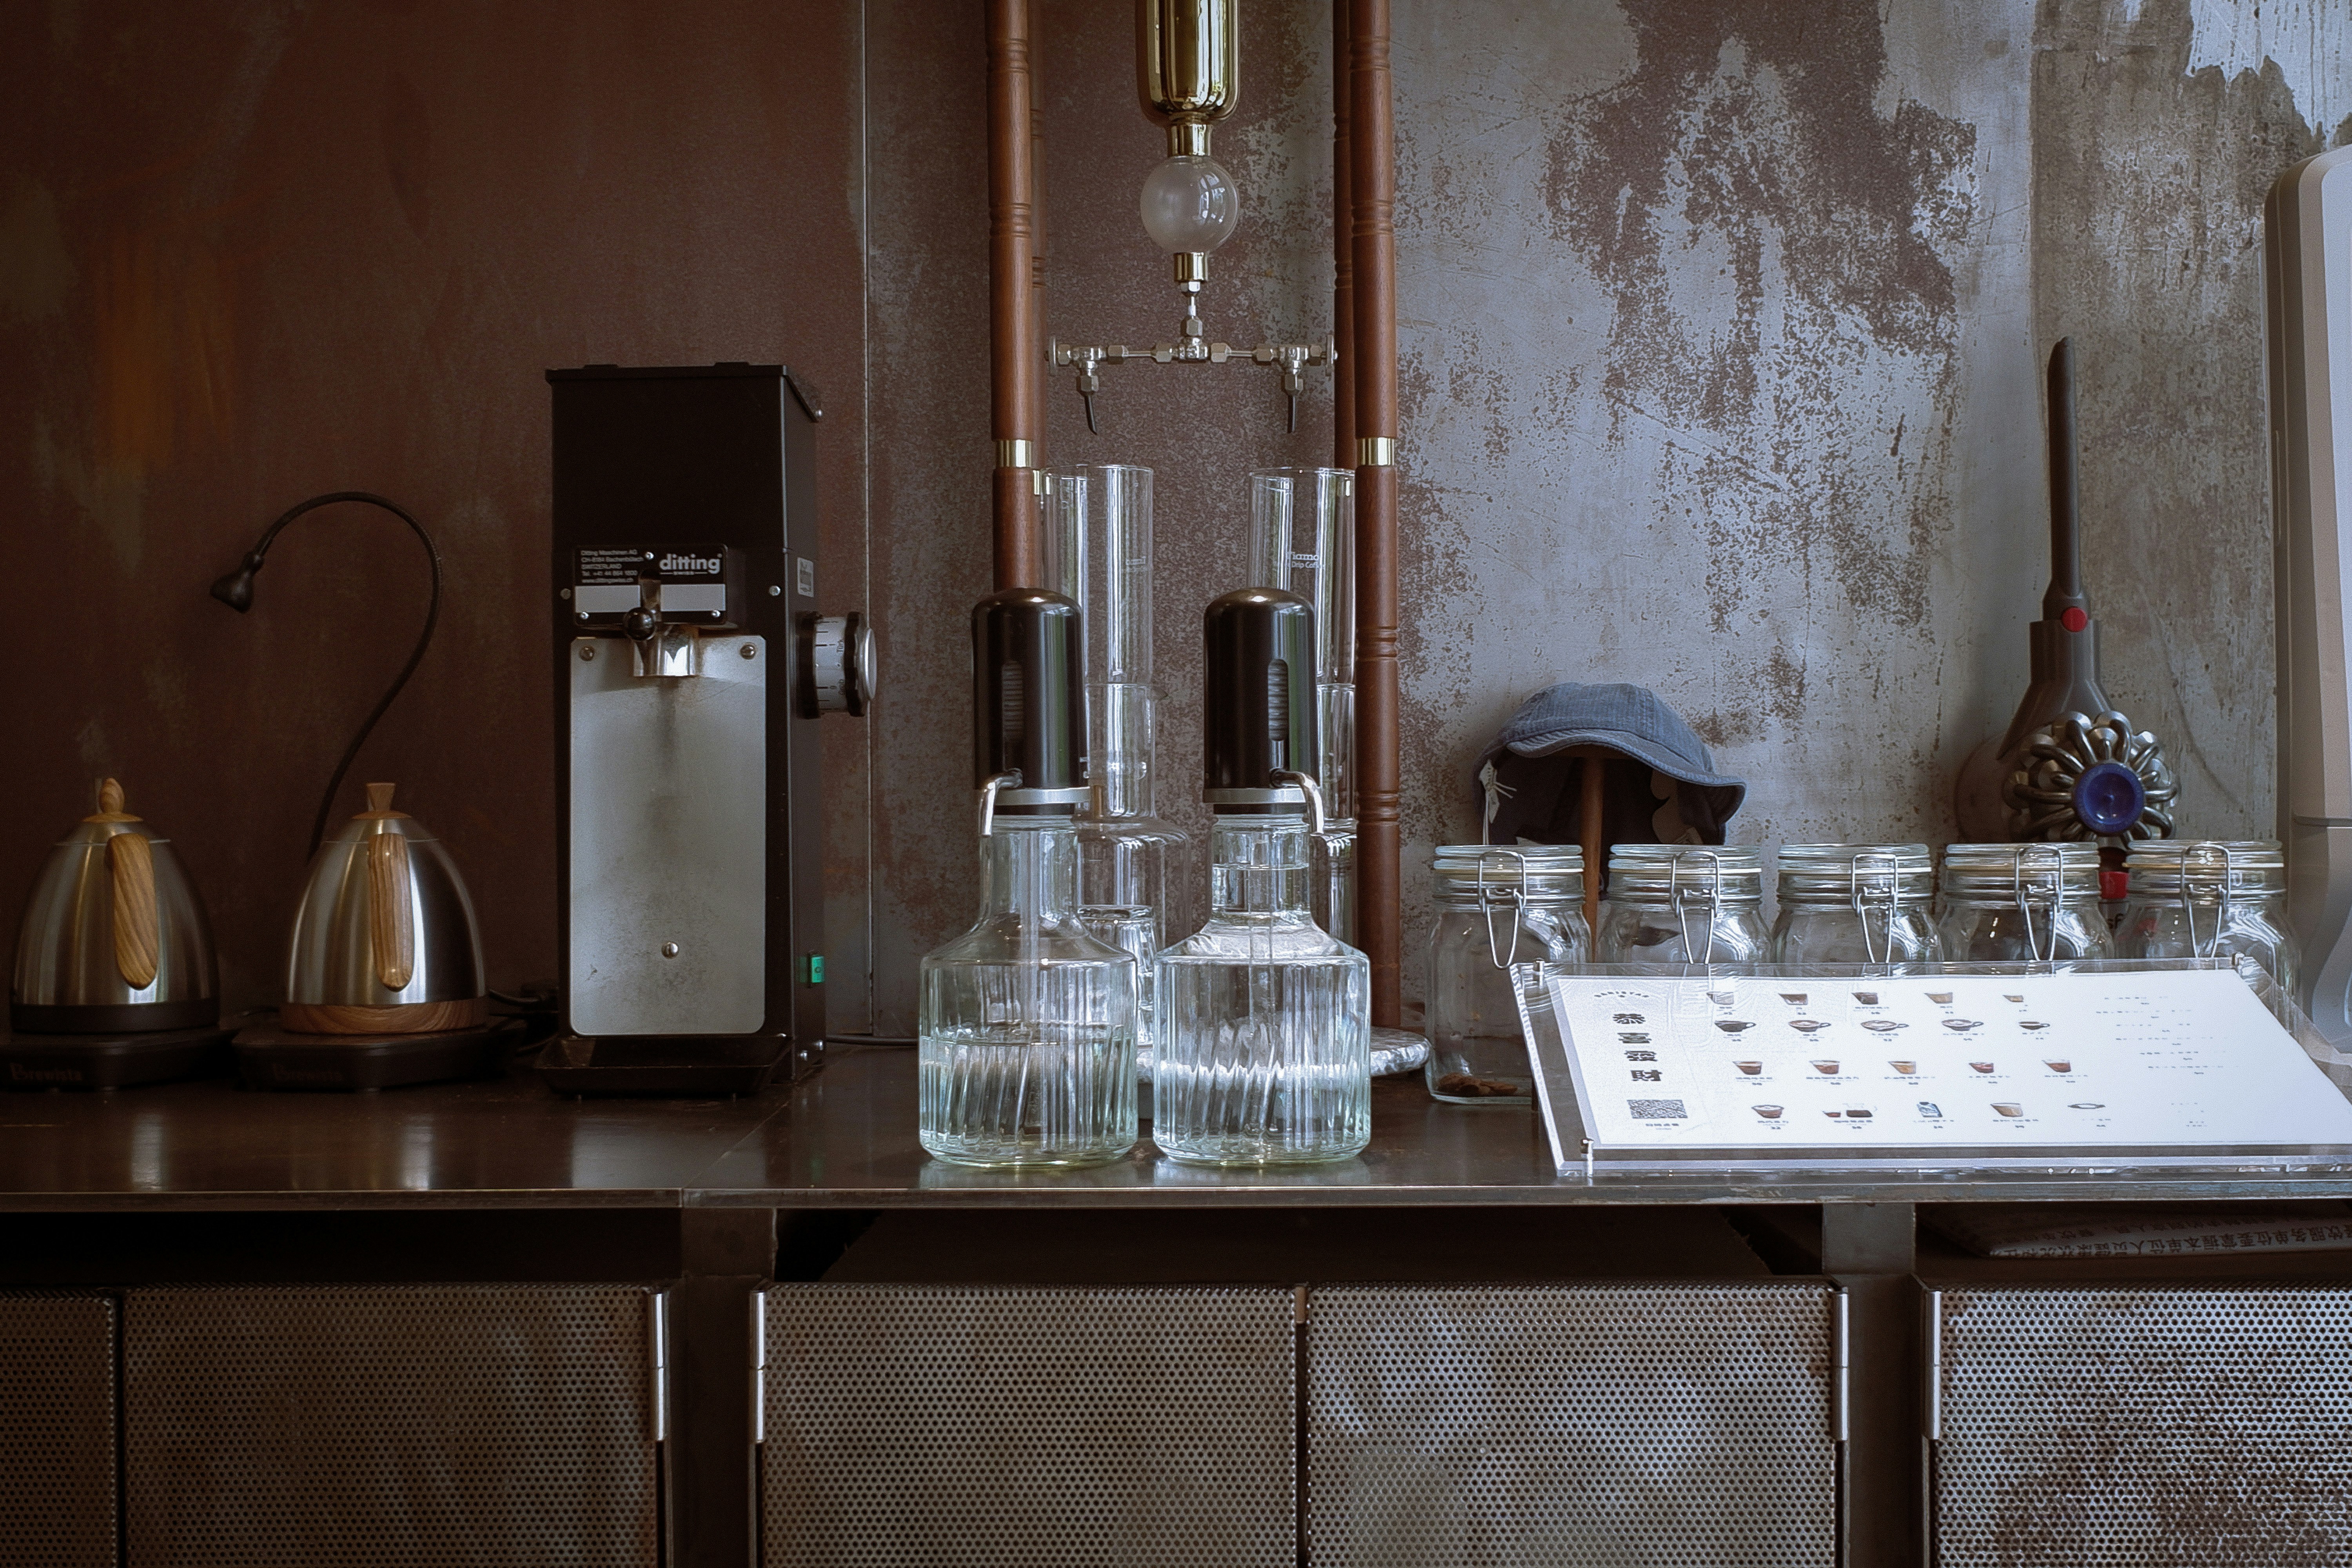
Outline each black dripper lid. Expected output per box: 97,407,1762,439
973,588,1088,815
1203,588,1318,811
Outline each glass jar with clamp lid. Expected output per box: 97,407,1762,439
1594,845,1768,965
1424,845,1587,1103
1936,842,2113,962
1769,844,1943,966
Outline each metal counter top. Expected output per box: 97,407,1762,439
5,1044,2352,1209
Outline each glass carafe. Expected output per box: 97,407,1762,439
918,817,1140,1168
1595,845,1769,964
1152,814,1372,1165
1425,845,1586,1102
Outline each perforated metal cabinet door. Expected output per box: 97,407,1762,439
0,1292,118,1568
123,1284,659,1568
1307,1281,1839,1568
763,1284,1298,1568
1932,1284,2352,1568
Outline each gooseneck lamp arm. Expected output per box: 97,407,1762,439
209,490,444,861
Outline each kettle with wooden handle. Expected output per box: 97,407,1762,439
280,780,485,1034
365,784,416,990
9,777,220,1033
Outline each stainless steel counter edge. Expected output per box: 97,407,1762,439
8,1045,2352,1209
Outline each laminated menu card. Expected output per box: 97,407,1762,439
1530,966,2352,1168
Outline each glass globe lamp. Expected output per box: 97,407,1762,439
1140,154,1239,257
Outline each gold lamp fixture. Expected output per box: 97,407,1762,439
1052,0,1334,433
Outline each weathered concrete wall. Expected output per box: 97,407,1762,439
1387,0,2043,958
2033,0,2347,843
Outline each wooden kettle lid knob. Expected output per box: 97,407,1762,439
358,782,408,820
85,777,141,824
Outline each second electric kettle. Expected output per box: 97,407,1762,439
281,782,485,1033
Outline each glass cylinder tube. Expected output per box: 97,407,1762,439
1052,466,1193,1049
1248,468,1356,818
1152,814,1372,1165
1053,466,1157,815
918,819,1140,1168
1249,467,1356,941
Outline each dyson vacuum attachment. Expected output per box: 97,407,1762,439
1956,339,2178,854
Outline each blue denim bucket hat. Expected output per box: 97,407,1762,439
1476,682,1746,846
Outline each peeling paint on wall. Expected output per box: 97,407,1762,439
2125,0,2352,141
1390,0,2041,961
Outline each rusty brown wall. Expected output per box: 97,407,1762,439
8,2,2349,1036
0,1,867,1017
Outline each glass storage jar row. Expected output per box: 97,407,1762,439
1583,839,2292,987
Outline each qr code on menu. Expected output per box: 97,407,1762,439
1628,1099,1688,1120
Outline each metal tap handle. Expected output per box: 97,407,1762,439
978,771,1022,838
1272,769,1327,838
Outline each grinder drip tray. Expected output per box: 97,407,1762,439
535,1034,786,1097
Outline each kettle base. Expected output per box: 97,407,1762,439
10,998,220,1035
0,1020,236,1090
234,1018,507,1092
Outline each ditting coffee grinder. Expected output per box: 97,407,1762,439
538,364,872,1094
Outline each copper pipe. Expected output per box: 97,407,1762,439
1348,0,1399,1024
1331,2,1355,470
988,0,1043,589
1029,21,1051,450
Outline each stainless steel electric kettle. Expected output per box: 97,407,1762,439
281,782,486,1033
11,779,220,1033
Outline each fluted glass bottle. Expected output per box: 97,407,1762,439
1152,814,1371,1165
918,818,1139,1168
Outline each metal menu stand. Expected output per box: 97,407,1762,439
1513,958,2352,1180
